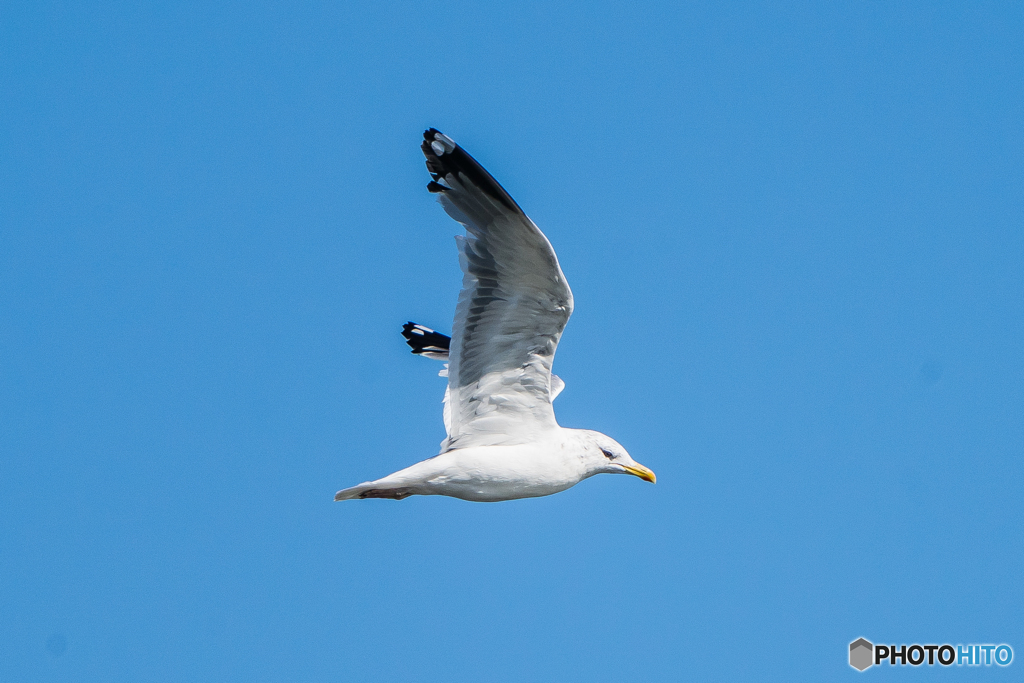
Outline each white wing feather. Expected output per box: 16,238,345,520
422,129,573,451
404,326,564,447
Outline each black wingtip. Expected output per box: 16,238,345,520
401,322,451,357
420,128,523,214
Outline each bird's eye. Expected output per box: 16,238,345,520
600,448,615,460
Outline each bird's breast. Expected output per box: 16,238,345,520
428,440,586,501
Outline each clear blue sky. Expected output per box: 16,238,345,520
2,1,1021,681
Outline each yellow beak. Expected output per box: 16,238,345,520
622,463,657,483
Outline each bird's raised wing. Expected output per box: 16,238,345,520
421,129,573,450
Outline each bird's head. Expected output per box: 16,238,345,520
578,431,656,483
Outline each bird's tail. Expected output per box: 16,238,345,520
334,482,414,501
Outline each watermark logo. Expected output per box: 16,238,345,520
849,638,1013,671
850,639,873,671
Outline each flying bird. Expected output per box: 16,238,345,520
334,129,655,502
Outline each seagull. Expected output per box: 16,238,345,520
334,129,655,502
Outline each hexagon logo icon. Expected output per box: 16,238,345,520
850,638,874,671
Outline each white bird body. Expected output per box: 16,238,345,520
335,432,590,502
334,129,655,502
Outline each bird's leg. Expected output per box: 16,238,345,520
358,488,413,500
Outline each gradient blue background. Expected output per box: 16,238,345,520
2,1,1022,680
